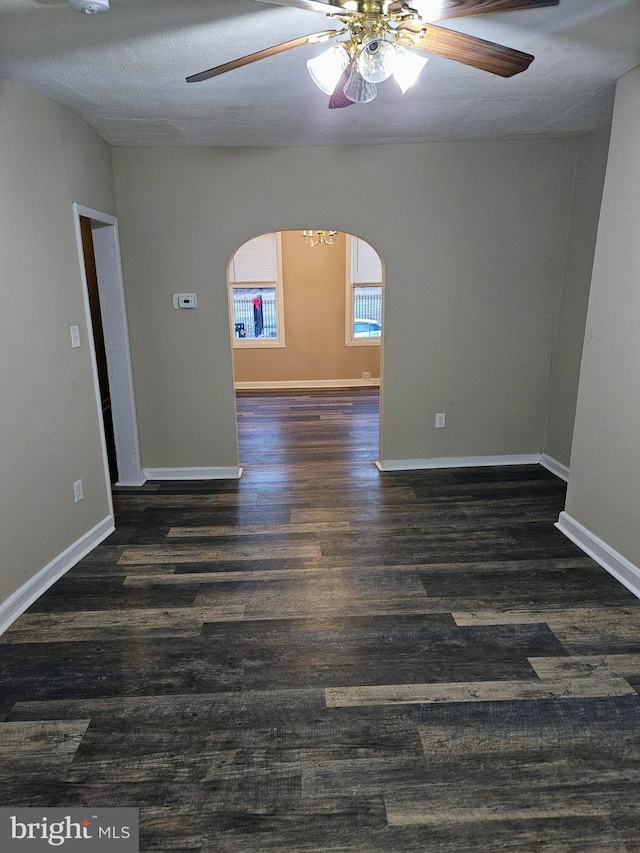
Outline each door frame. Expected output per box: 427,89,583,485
73,203,144,487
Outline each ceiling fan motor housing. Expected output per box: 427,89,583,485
69,0,110,13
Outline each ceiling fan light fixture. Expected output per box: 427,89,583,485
357,38,397,84
343,65,377,104
307,44,350,95
393,46,429,94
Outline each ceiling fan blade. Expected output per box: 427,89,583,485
437,0,559,20
186,30,338,82
252,0,363,16
398,21,533,76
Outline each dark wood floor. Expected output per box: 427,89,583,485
2,389,640,851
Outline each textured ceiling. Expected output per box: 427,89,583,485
0,0,639,147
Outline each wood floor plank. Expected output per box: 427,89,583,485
123,568,329,586
0,720,90,773
0,604,245,643
529,653,640,680
118,542,322,565
454,605,640,653
167,521,351,538
195,573,433,620
10,687,328,723
114,493,259,507
385,803,611,827
325,675,636,707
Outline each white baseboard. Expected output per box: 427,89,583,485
376,454,542,472
0,515,114,637
143,466,243,480
235,379,380,390
556,511,640,600
540,453,569,482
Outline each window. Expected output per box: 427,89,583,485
346,235,383,346
228,232,285,348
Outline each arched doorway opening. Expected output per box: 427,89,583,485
226,229,384,466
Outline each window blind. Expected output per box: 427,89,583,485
229,233,277,283
351,236,382,284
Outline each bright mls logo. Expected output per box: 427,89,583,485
1,809,138,852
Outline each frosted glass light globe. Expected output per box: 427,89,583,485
307,45,350,95
357,39,397,84
343,66,377,103
393,47,429,94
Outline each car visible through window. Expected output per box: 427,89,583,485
353,319,382,338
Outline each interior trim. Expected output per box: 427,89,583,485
540,453,569,482
556,511,640,600
0,515,114,637
143,467,244,480
235,379,380,390
376,454,542,472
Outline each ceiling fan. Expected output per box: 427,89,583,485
186,0,559,108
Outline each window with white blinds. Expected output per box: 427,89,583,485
350,236,383,284
228,232,285,348
347,236,383,346
229,233,277,283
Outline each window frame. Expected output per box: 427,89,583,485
345,235,383,347
228,232,285,349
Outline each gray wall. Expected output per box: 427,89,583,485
0,75,621,617
544,126,611,468
566,66,640,568
0,78,117,605
112,139,577,469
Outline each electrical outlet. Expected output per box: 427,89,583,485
362,372,371,381
73,479,84,503
435,413,446,429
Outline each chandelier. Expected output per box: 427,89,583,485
302,230,339,247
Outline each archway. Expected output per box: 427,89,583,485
226,228,384,466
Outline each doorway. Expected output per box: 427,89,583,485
72,204,143,489
228,229,383,466
80,216,117,483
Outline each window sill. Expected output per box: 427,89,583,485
233,339,286,349
345,338,382,347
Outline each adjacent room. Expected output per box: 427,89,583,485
1,1,640,849
229,230,382,391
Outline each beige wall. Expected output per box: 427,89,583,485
232,231,381,384
0,78,117,605
544,126,611,467
112,139,577,469
565,66,640,568
0,74,620,617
